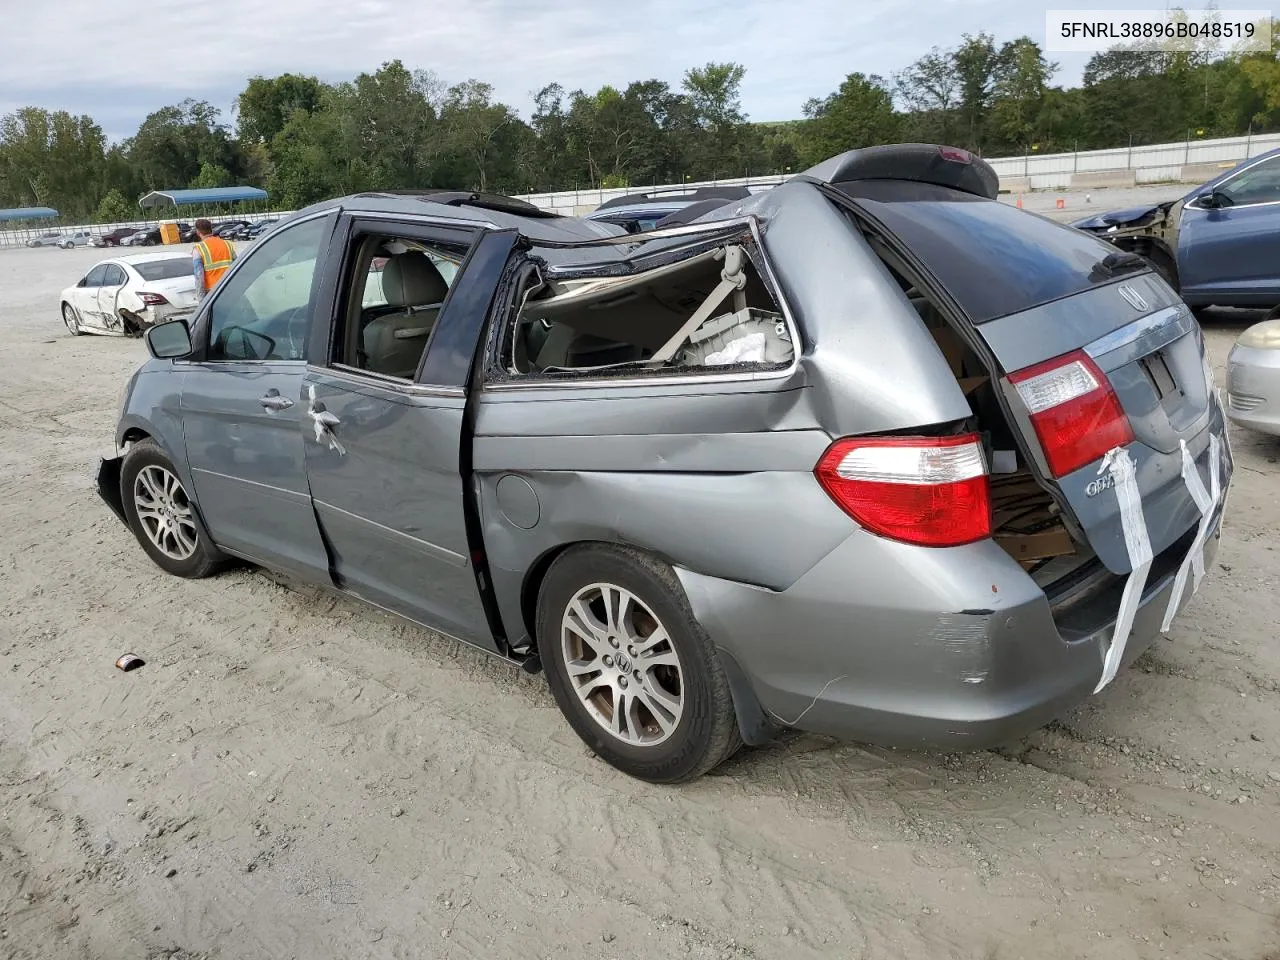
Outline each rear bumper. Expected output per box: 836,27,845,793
1227,343,1280,436
678,510,1225,751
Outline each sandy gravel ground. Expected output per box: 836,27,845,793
1000,183,1194,223
2,244,1279,960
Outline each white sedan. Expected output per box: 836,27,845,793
59,252,199,337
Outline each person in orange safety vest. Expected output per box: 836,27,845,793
192,219,237,297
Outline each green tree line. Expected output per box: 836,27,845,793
3,24,1280,223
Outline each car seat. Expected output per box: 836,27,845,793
361,254,449,378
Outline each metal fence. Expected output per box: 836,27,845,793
5,128,1279,243
0,212,295,250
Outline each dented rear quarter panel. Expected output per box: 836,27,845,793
472,179,976,649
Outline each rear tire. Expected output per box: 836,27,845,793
120,439,223,579
537,544,740,783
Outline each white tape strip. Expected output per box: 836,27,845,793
1094,447,1153,694
306,384,346,456
1160,434,1222,633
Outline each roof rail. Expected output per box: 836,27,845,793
651,197,741,229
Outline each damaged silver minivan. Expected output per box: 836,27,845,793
98,144,1233,782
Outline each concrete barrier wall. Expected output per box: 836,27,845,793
1068,170,1138,189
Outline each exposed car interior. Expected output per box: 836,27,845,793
857,225,1099,592
337,234,466,379
500,236,794,379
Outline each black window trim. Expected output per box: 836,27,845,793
181,210,338,366
1187,153,1280,210
316,214,481,390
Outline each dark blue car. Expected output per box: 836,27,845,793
1073,147,1280,312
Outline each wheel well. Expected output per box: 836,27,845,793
520,540,676,650
520,544,574,647
1112,236,1179,288
120,427,151,450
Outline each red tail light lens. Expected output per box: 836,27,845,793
938,146,972,164
1008,349,1133,478
815,434,991,547
138,292,169,306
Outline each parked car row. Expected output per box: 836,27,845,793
90,144,1238,784
20,218,278,251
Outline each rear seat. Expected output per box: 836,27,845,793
362,254,449,378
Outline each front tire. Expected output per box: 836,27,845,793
538,545,740,783
62,303,82,336
120,439,222,578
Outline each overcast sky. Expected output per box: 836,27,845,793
0,0,1235,142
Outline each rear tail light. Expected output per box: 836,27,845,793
138,292,169,306
815,434,991,547
938,146,972,164
1008,349,1133,478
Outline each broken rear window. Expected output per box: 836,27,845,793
494,232,795,381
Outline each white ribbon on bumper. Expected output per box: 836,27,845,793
1159,434,1222,633
1093,346,1230,694
1094,447,1153,694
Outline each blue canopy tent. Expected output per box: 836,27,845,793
138,187,268,209
0,206,59,222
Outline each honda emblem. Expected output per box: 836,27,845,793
1118,285,1149,311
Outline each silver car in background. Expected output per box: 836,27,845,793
1227,319,1280,435
97,145,1233,782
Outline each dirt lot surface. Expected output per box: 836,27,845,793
2,245,1279,960
999,183,1192,223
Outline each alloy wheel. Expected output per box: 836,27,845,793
133,465,199,561
560,582,685,746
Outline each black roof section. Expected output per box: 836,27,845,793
594,185,753,212
652,197,742,228
799,143,1000,201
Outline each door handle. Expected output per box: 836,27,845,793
259,392,294,411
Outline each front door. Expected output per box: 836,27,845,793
179,213,336,582
75,264,108,329
1178,153,1280,306
96,263,127,332
299,218,508,649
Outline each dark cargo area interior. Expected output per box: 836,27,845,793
862,229,1104,592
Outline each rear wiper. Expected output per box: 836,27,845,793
1089,251,1148,282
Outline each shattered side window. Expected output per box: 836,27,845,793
494,232,794,382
